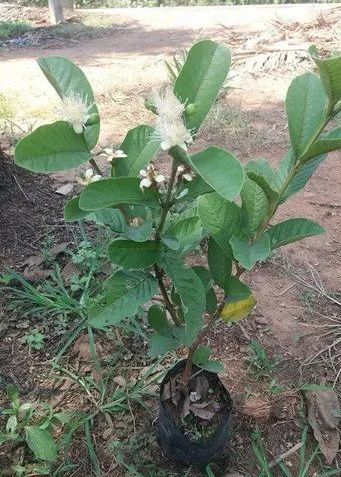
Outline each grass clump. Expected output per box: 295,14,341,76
0,20,33,39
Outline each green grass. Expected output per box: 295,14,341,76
0,20,33,39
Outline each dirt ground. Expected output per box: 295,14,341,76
0,3,341,476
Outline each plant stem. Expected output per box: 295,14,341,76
156,162,178,238
154,264,182,326
181,302,225,386
89,158,102,176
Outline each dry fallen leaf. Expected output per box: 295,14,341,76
306,390,340,464
113,376,126,387
55,183,74,195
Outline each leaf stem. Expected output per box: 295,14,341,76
154,264,181,326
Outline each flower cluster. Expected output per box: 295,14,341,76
177,164,194,182
153,87,193,151
139,165,165,190
105,149,127,162
77,168,102,186
56,91,92,134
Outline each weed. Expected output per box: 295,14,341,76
246,340,281,379
0,20,32,39
252,426,341,477
22,328,46,351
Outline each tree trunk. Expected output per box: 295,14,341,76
48,0,65,25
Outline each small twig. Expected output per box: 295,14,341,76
275,283,296,297
268,442,303,469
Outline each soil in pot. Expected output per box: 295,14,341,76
158,360,232,468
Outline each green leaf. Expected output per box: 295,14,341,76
241,177,269,238
207,238,232,291
266,218,325,250
225,277,252,304
108,239,163,269
230,235,271,270
190,147,244,201
64,196,91,222
174,40,231,131
285,72,327,159
245,159,274,182
193,346,212,365
198,192,241,256
125,216,153,242
310,46,341,111
15,122,92,173
149,333,180,357
113,125,160,177
300,128,341,162
192,266,217,314
37,56,99,150
281,154,326,203
79,177,160,211
199,360,224,373
147,305,169,334
89,271,157,328
165,216,204,253
162,253,206,345
25,426,57,462
87,208,126,232
175,175,213,202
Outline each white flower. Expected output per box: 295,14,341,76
156,116,193,151
114,149,127,158
153,86,185,120
56,91,92,134
139,165,166,190
106,148,128,163
77,168,102,186
183,172,194,182
177,165,185,173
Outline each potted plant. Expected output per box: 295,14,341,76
15,42,341,467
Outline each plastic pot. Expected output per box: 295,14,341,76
157,359,233,468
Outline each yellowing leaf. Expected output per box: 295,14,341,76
221,295,256,322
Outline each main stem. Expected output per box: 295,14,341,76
181,302,226,386
154,161,179,326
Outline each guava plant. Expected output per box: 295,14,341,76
15,42,341,386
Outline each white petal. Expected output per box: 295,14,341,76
85,169,94,179
177,165,185,173
107,156,113,162
139,178,152,190
114,149,127,158
161,141,171,151
73,124,84,134
139,169,147,177
183,173,193,182
155,174,165,183
104,148,113,154
91,175,102,183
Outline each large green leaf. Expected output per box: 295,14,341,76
87,208,126,231
108,239,163,269
149,333,180,357
230,234,271,270
38,56,99,150
267,218,325,250
147,305,169,334
89,271,157,328
207,238,232,291
165,216,204,253
310,46,341,111
225,276,252,304
15,121,91,173
174,40,231,131
192,346,224,373
79,177,160,211
25,426,57,462
241,177,269,238
162,253,206,345
300,128,341,163
190,147,244,201
64,196,91,222
286,72,327,159
198,192,241,256
114,125,160,177
192,265,217,314
245,160,278,206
